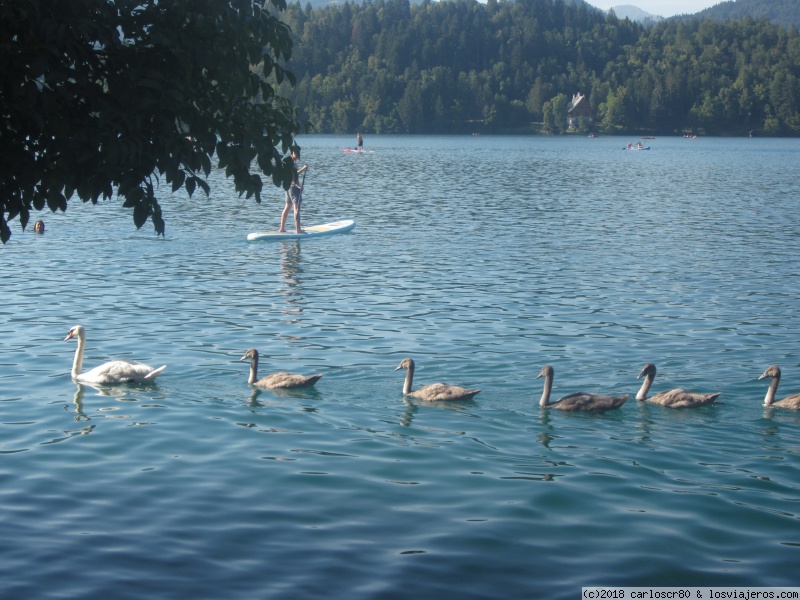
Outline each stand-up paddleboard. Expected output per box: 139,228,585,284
247,219,355,242
343,148,373,153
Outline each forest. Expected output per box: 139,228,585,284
695,0,800,30
276,0,800,136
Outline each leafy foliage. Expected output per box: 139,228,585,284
0,0,303,243
277,0,800,138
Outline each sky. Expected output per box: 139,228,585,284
588,1,723,18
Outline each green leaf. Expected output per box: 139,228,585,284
171,170,186,192
133,202,149,229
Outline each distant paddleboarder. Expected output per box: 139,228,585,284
357,132,363,152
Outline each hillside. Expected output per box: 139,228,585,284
279,0,800,136
303,0,800,27
692,0,800,29
301,0,602,11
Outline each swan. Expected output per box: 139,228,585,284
240,348,322,389
536,365,628,412
395,358,480,401
758,365,800,409
635,363,721,408
64,325,166,384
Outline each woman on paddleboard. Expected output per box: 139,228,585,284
357,132,363,152
279,146,308,234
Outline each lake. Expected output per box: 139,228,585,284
2,134,800,599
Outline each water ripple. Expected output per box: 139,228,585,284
2,136,800,598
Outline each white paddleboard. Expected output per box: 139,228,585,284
247,219,356,241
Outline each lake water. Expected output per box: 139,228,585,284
2,135,800,599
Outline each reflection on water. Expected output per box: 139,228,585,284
243,379,322,407
536,430,553,449
70,384,90,422
246,387,263,407
67,381,164,426
535,409,554,448
399,400,418,427
279,240,302,321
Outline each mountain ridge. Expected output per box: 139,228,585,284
607,5,662,22
603,0,799,28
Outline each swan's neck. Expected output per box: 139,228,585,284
248,355,259,385
71,333,86,378
539,373,553,407
403,363,415,395
636,373,654,401
764,375,780,406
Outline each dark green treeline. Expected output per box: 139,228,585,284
277,0,800,136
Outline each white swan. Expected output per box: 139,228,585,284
635,363,721,408
395,357,480,401
758,365,800,409
65,325,166,384
536,365,629,412
240,348,322,389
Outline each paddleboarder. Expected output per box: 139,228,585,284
278,145,308,234
357,132,363,152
